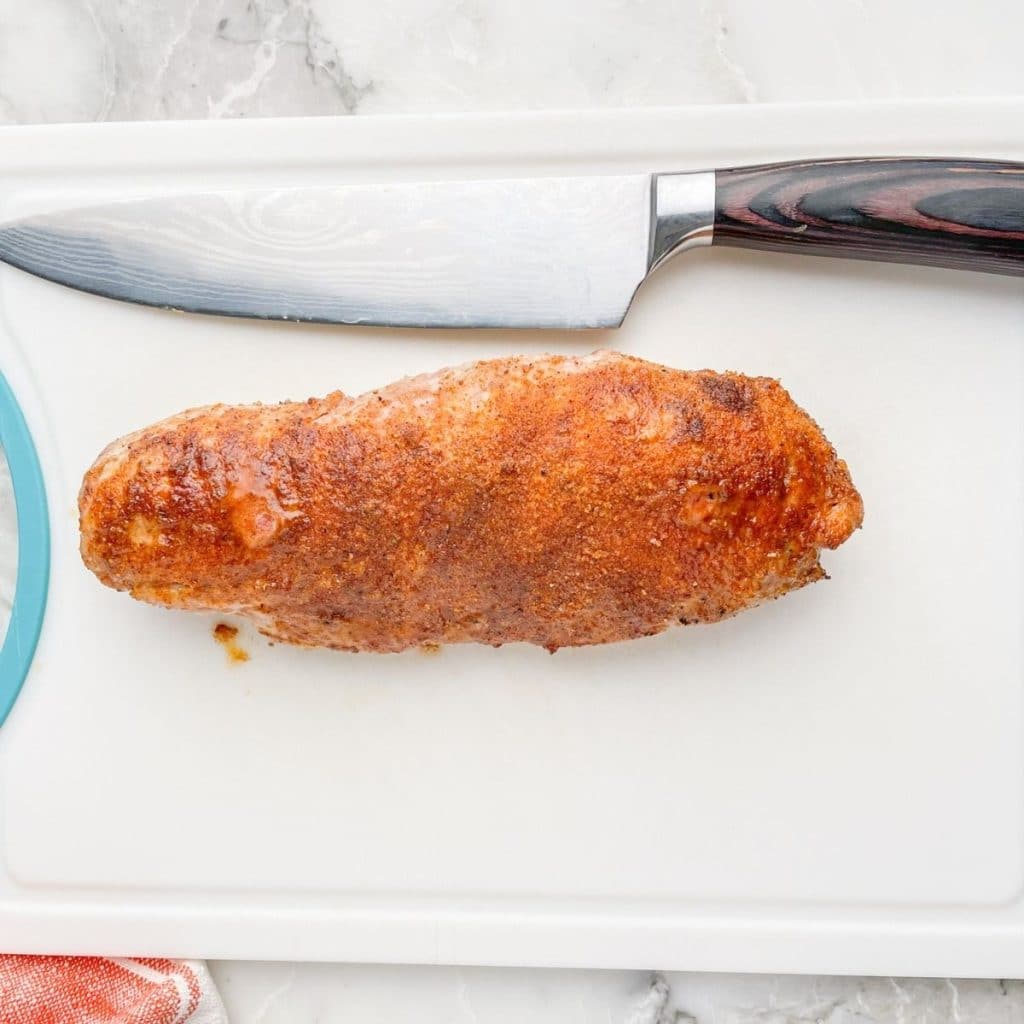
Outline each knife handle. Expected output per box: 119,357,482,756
713,158,1024,277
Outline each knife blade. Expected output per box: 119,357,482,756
0,158,1020,329
0,174,711,329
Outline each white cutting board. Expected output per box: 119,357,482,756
0,100,1023,976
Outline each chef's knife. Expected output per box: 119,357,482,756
0,158,1021,329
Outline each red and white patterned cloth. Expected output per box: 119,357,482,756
0,956,227,1023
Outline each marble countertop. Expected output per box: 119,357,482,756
2,0,1023,123
2,0,1023,1020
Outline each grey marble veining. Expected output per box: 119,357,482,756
211,966,1024,1023
2,1,1024,1021
1,0,1023,125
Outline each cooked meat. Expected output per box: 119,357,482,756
79,351,863,652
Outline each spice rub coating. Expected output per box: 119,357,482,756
79,351,862,652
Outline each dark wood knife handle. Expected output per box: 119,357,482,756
714,158,1024,276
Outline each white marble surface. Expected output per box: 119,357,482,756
1,0,1024,1021
0,0,1023,123
210,967,1024,1024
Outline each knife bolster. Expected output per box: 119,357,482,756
648,171,715,271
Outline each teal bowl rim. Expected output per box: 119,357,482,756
0,370,49,726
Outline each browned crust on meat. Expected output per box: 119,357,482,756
79,351,863,652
